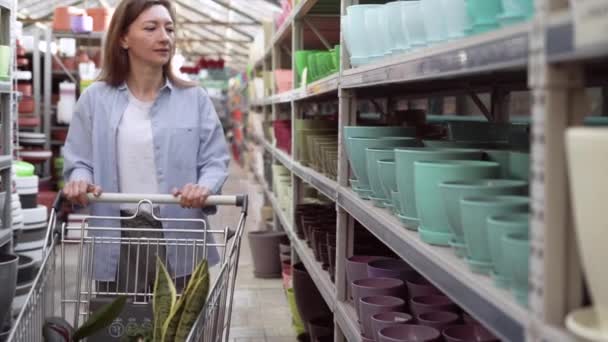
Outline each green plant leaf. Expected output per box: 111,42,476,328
161,294,187,342
174,272,210,342
153,257,176,342
72,296,127,341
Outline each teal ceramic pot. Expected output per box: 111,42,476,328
439,179,528,257
502,232,530,307
349,137,419,191
487,213,529,288
367,149,396,207
467,0,503,26
378,159,397,207
343,126,416,180
509,151,529,181
391,190,403,216
423,140,509,149
414,160,500,246
460,195,529,274
484,150,511,178
447,121,511,142
394,148,484,230
500,0,534,20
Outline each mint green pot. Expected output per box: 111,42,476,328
423,140,509,150
391,190,403,216
460,195,529,274
439,179,528,257
349,137,419,191
509,151,530,181
484,150,511,178
503,232,530,307
343,126,416,183
394,148,484,230
378,159,396,207
414,160,500,246
487,213,529,289
366,149,396,207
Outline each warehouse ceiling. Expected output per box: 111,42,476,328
16,0,281,69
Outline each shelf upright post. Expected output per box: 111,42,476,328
43,27,52,177
528,0,585,339
0,0,13,253
33,26,41,133
291,16,305,249
335,0,357,309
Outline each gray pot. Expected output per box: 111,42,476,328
248,231,288,278
0,254,18,327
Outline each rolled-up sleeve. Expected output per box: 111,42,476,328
196,88,230,194
63,89,94,184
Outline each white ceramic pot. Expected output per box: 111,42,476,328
566,127,608,341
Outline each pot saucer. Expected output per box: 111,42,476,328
491,271,510,289
397,214,419,231
418,226,452,246
566,307,608,342
370,196,387,208
466,257,492,275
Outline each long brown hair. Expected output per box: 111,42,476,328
98,0,195,88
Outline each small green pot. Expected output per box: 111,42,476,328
460,195,529,274
349,137,418,190
502,232,530,307
0,45,10,78
378,159,396,206
414,160,500,246
391,190,403,216
509,151,530,181
366,149,396,202
484,149,511,178
487,213,530,288
439,179,528,257
395,148,484,229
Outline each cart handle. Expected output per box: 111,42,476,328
53,192,248,213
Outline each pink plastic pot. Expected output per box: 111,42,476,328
272,119,292,154
371,312,413,342
410,295,459,317
352,278,405,321
360,296,406,338
442,325,499,342
379,325,441,342
406,275,442,298
416,311,460,330
275,69,293,93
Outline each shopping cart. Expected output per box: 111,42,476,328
8,192,248,342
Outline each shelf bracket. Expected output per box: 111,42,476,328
491,87,510,123
303,18,333,50
468,92,492,121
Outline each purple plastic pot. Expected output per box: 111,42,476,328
352,278,406,320
360,296,406,338
443,325,499,342
346,256,391,291
293,263,331,327
371,312,413,342
379,324,441,342
410,295,459,317
367,259,418,297
462,313,478,325
416,311,460,330
308,315,334,342
406,275,442,298
361,335,375,342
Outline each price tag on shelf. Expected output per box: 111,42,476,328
570,0,608,48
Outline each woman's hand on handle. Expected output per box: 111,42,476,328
63,180,103,206
172,183,211,209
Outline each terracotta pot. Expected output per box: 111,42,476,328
17,58,28,67
378,325,441,342
406,275,442,298
442,325,499,342
53,7,85,31
371,312,413,342
416,311,460,330
293,263,331,326
248,230,287,278
18,96,34,114
16,83,32,97
352,277,405,320
18,116,40,128
51,128,68,142
360,296,406,338
410,295,459,317
308,315,333,342
87,7,112,32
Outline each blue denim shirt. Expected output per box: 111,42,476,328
63,79,230,280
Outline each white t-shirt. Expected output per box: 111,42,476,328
117,91,159,212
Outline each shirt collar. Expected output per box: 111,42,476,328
118,77,173,92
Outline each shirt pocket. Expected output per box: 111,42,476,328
168,127,199,180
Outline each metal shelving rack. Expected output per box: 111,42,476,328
0,0,14,251
247,0,606,341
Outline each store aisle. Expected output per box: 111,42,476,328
209,162,296,342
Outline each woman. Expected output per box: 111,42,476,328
62,0,230,293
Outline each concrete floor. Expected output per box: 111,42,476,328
210,163,296,342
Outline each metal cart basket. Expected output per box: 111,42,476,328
8,192,248,342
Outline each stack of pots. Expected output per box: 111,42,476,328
294,119,338,173
345,255,499,342
294,46,341,85
295,203,336,281
343,121,531,306
341,1,533,68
